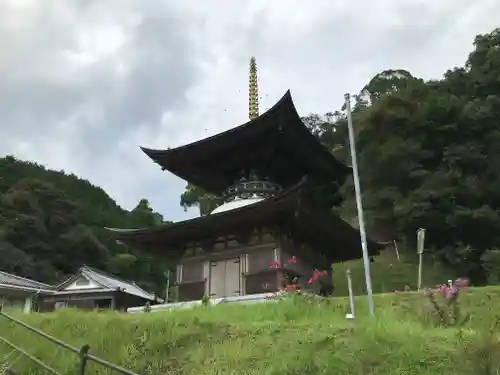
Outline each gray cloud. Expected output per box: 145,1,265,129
1,1,198,154
1,0,499,223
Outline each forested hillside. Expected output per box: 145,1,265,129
0,155,170,293
180,28,500,286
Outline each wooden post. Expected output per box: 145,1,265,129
417,228,426,291
346,269,355,320
79,344,90,375
165,270,171,303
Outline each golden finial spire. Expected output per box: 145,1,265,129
249,56,259,120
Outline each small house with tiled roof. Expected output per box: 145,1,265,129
38,266,163,312
0,266,162,313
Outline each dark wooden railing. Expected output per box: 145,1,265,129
0,307,138,375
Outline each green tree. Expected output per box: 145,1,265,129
180,183,221,216
348,28,500,284
129,198,165,227
107,253,138,278
0,155,171,291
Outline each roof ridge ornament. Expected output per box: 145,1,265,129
249,56,259,120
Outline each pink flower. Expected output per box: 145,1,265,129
423,288,435,297
433,282,464,299
435,284,447,297
455,278,469,288
312,269,320,280
286,284,297,291
269,261,281,269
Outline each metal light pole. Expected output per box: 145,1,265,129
344,93,375,315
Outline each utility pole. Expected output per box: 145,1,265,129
345,93,375,316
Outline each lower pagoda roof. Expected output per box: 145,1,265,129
105,178,383,263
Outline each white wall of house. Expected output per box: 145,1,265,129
23,296,32,313
0,294,32,314
63,276,100,290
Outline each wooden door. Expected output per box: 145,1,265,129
225,258,241,297
209,258,241,298
209,260,226,298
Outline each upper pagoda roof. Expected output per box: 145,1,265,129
106,178,382,264
141,90,351,195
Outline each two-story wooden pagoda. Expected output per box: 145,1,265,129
106,58,382,301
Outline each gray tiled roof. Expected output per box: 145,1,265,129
0,271,53,290
0,268,160,302
76,266,160,302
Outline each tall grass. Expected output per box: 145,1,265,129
1,287,500,374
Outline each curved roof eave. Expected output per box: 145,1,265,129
140,90,293,159
0,283,54,294
139,90,352,195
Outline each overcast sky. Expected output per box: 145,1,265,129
1,0,499,224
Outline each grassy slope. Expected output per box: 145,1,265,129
1,287,500,375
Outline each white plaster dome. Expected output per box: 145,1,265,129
210,196,264,214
